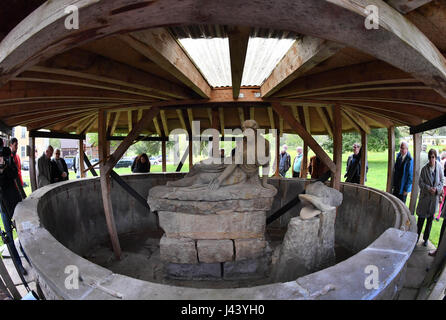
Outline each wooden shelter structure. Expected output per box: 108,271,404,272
1,0,446,276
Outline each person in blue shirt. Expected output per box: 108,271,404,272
392,141,413,204
292,147,303,178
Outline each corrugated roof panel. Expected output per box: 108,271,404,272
242,37,295,86
178,36,296,87
178,37,231,87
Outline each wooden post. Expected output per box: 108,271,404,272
360,129,367,185
28,136,37,192
386,126,395,193
79,139,85,178
275,129,280,177
409,132,421,213
332,105,342,190
188,134,193,169
161,139,166,172
98,110,121,260
300,143,308,178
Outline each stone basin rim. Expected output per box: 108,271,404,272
14,173,418,300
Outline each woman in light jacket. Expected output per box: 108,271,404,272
416,149,444,246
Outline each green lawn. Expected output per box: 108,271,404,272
5,151,444,248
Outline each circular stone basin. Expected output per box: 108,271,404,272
15,173,418,300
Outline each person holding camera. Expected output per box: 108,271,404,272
0,138,27,275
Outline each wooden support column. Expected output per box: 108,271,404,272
409,133,421,213
275,129,280,177
188,135,193,168
387,126,395,193
360,130,367,185
298,107,308,178
79,139,85,178
301,144,308,178
161,139,166,172
28,136,37,192
98,110,121,260
332,105,342,190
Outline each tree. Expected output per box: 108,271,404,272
321,127,403,153
49,138,61,149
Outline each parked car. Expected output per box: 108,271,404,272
115,158,133,168
21,160,29,171
149,156,159,165
64,157,75,170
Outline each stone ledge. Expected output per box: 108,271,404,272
158,211,266,240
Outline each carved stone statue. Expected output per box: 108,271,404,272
148,120,277,280
149,119,277,206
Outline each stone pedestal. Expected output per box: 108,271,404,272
157,210,271,280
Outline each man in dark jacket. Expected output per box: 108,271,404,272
279,145,291,177
345,142,368,184
392,141,413,204
51,148,69,183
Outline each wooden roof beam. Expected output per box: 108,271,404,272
2,0,446,101
261,37,343,97
316,106,334,137
29,48,193,100
120,28,212,98
274,60,412,98
342,108,371,134
160,110,169,136
176,109,187,131
228,26,251,99
387,0,433,14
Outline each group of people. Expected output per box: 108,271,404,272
278,142,367,182
279,140,444,256
0,138,27,276
36,146,69,188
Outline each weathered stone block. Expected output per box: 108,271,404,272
273,216,320,282
158,211,266,240
159,235,197,264
223,249,272,280
197,239,233,263
234,239,267,261
166,262,221,280
316,209,336,269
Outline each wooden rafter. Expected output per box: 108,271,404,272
267,107,275,130
274,60,412,98
261,37,343,97
237,107,245,127
120,28,211,98
153,116,162,137
160,110,169,136
219,107,225,135
303,106,311,133
186,108,194,128
228,26,251,99
341,108,371,134
177,109,187,131
387,0,433,14
316,106,333,137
